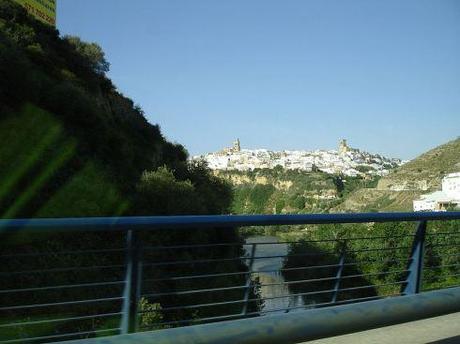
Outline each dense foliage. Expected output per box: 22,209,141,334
283,240,377,305
279,220,460,302
218,168,380,215
0,0,230,218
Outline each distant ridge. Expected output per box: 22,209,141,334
377,138,460,192
335,138,460,212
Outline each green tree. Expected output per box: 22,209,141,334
64,35,110,74
135,166,204,215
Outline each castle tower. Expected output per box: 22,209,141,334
339,139,349,155
233,138,241,152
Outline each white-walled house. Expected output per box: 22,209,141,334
443,172,460,199
192,140,402,177
413,173,460,211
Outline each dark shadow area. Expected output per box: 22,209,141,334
0,227,261,342
283,240,377,307
428,335,460,344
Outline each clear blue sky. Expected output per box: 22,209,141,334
57,0,460,160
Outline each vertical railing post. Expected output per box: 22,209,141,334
121,230,143,333
242,243,256,315
331,241,346,304
402,220,427,295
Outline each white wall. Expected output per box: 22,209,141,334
413,199,436,212
442,173,460,199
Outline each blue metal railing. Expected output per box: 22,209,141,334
0,212,460,343
63,287,460,344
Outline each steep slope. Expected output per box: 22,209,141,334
377,138,460,192
216,168,379,214
0,0,231,218
335,138,460,212
216,169,339,214
0,4,258,340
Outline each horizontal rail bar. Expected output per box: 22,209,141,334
0,247,126,259
143,280,404,310
338,281,404,292
426,231,460,236
0,280,125,294
270,281,398,301
260,269,408,288
145,279,398,300
142,311,245,328
141,277,406,313
0,264,125,276
143,250,336,268
426,243,460,249
0,328,120,343
0,296,123,311
257,294,393,315
143,257,411,284
424,263,460,270
61,287,460,344
0,312,122,328
425,253,460,260
142,284,247,298
2,212,459,233
144,246,410,269
142,263,345,284
256,294,400,317
142,234,417,251
144,268,407,294
143,270,251,283
143,294,400,329
346,246,411,254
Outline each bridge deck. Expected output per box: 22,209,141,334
306,312,460,344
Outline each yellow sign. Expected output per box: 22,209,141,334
14,0,56,26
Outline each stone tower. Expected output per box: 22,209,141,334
233,138,241,152
339,139,349,155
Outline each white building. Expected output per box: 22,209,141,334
413,173,460,212
192,139,402,177
443,172,460,199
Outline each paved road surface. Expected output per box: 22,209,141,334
303,312,460,344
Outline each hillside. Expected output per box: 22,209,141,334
0,0,232,218
219,138,460,214
216,168,379,214
0,3,259,339
335,138,460,212
377,138,460,192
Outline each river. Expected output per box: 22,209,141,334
245,236,304,314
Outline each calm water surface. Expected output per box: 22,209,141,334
245,236,304,313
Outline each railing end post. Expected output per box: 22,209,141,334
402,220,427,295
121,229,142,334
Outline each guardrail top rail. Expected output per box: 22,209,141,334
2,212,460,231
1,211,460,344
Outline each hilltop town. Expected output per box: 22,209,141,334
193,139,403,177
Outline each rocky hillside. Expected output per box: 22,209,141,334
377,138,460,192
335,138,460,212
216,168,379,214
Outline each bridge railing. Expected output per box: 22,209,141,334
1,212,460,343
